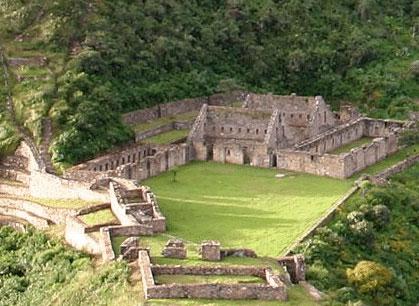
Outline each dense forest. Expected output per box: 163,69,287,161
296,163,419,306
0,0,418,166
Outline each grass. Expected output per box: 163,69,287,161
112,235,131,256
143,161,352,256
78,209,117,226
143,129,189,144
329,137,373,154
155,274,265,285
131,111,198,132
353,144,419,178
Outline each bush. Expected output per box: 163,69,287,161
346,261,392,294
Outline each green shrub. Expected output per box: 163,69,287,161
347,260,392,294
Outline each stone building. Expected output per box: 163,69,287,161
188,93,407,177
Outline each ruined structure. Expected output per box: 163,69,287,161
188,93,407,178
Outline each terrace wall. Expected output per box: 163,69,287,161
65,216,101,255
122,91,246,125
0,206,49,229
0,197,76,224
135,121,192,142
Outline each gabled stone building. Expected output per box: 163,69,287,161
188,93,337,167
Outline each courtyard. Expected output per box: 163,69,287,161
143,161,352,256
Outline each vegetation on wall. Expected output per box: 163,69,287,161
295,163,419,306
0,0,418,164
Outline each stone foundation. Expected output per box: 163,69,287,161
138,250,287,301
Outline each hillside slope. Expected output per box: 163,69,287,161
0,0,418,167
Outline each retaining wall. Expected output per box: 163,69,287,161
122,91,246,125
0,206,49,229
0,197,76,224
135,121,193,142
65,216,101,255
371,154,419,185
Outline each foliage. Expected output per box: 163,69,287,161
346,261,393,294
0,226,139,306
295,164,419,305
1,0,418,163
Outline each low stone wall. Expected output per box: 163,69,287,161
138,250,287,301
151,265,266,278
65,216,101,255
0,197,76,224
371,154,419,185
147,283,287,300
77,203,111,215
0,206,49,229
100,224,154,262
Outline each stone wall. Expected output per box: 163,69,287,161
135,121,192,142
69,143,190,182
29,170,109,201
371,154,419,185
151,265,266,278
277,134,397,179
294,118,404,155
276,150,346,178
0,205,49,229
122,91,246,125
294,119,366,154
138,250,287,301
65,215,101,255
0,197,76,224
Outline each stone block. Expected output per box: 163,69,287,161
201,240,221,261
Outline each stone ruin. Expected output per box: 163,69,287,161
278,254,306,284
61,92,412,182
188,93,409,178
138,250,288,301
118,237,143,262
200,240,258,261
200,240,221,261
162,239,187,259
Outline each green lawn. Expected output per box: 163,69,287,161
329,137,373,154
143,161,352,256
79,209,117,226
131,111,198,132
143,129,189,144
